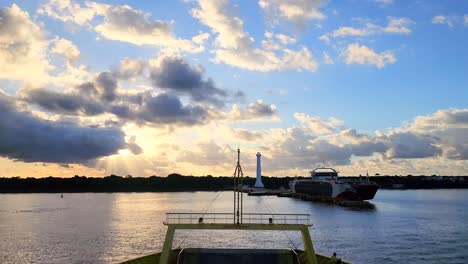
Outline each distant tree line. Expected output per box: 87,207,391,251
0,174,467,193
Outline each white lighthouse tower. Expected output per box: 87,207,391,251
254,152,264,188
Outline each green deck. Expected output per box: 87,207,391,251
121,249,349,264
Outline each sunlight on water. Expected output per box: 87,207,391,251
0,190,467,264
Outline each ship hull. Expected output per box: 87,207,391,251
290,180,358,200
351,183,378,200
293,181,333,197
290,180,378,201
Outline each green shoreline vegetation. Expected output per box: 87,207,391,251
1,174,468,193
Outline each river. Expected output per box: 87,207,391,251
0,189,467,264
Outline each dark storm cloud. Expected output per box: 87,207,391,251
24,69,211,126
95,71,118,102
230,100,278,121
150,57,227,106
103,4,172,36
385,132,442,159
24,88,104,116
70,72,118,102
348,141,387,156
136,93,208,125
247,100,276,116
0,92,132,163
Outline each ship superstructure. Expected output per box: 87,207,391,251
289,167,378,201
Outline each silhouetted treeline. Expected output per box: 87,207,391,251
0,174,467,193
351,175,468,189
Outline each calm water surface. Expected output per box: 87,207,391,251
0,190,467,264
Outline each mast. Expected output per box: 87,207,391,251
233,148,244,224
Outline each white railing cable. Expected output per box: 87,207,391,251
258,197,299,249
176,191,221,248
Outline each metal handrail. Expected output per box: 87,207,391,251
164,212,310,225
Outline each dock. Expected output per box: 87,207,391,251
241,187,287,196
241,187,374,208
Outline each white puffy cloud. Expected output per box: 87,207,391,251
230,128,264,141
192,0,318,72
0,4,52,85
275,33,297,44
464,14,468,25
258,0,328,27
38,0,97,26
51,37,80,64
113,58,147,79
294,113,343,134
261,32,296,50
320,17,412,43
341,43,396,68
39,0,207,53
228,100,278,122
405,109,468,160
257,109,468,174
432,15,454,27
0,3,92,88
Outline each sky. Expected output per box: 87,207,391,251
0,0,467,177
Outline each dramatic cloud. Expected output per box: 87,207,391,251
341,43,396,68
264,128,353,169
0,4,52,84
258,109,468,172
263,121,387,170
134,93,209,125
39,0,207,53
384,132,441,159
23,88,104,116
150,56,227,106
406,109,468,160
229,100,278,122
0,91,135,163
192,0,318,72
259,0,328,27
320,17,412,43
24,74,211,127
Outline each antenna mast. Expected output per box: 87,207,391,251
233,148,244,224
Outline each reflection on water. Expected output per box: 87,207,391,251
0,190,467,264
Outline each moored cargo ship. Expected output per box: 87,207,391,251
289,168,378,201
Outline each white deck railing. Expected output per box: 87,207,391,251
164,212,310,225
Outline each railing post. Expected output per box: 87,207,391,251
300,225,317,264
159,225,176,264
